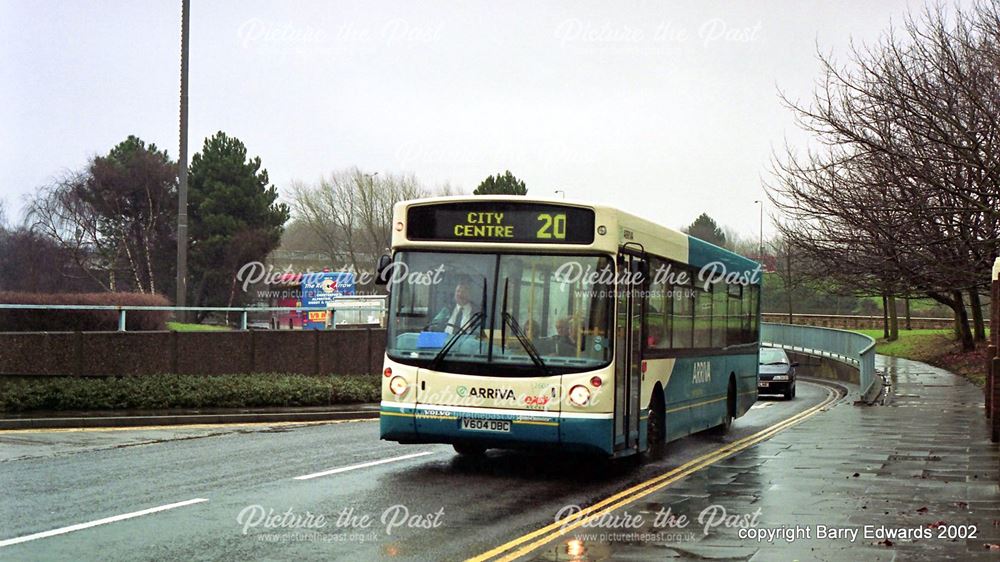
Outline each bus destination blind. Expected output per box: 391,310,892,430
406,203,595,244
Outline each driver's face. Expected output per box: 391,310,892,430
454,284,471,305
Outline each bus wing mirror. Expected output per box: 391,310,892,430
375,254,393,285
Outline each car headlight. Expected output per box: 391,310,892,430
568,385,591,407
389,376,409,396
773,375,788,381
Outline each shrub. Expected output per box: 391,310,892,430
0,373,380,413
0,292,171,332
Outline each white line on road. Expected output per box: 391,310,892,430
0,498,209,548
294,451,436,481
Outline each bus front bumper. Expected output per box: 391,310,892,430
380,403,619,456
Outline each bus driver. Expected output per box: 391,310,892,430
432,279,474,335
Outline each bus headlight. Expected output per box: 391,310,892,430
568,385,591,407
389,376,409,396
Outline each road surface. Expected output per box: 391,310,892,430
0,381,838,561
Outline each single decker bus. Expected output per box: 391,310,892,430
376,196,761,458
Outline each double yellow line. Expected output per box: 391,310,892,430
467,384,840,562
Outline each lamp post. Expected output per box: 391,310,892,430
175,0,190,318
753,200,763,258
554,190,565,199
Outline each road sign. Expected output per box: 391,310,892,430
301,272,356,329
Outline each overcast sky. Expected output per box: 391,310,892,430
0,0,970,240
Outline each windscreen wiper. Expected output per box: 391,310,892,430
502,311,551,376
500,278,509,354
430,311,484,370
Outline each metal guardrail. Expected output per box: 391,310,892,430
762,312,989,323
761,322,878,401
0,295,388,331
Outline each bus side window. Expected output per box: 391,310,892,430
727,283,742,344
712,283,727,347
693,287,712,348
672,281,694,348
644,258,670,350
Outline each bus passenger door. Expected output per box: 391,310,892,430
613,254,644,453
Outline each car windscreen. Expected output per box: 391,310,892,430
759,348,788,365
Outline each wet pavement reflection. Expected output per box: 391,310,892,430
529,356,1000,561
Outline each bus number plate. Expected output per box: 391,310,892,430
460,418,511,433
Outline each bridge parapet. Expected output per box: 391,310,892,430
761,323,878,402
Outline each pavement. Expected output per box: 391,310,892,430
2,356,998,561
526,356,1000,561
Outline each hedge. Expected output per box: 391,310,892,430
0,292,171,332
0,373,380,413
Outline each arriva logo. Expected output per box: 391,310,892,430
469,387,516,401
692,361,711,384
453,385,516,401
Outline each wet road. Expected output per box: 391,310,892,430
0,382,836,561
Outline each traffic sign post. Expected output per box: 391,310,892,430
993,257,999,351
991,258,999,441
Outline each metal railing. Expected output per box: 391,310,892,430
761,322,878,401
0,295,388,331
761,312,989,330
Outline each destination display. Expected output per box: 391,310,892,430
406,203,596,244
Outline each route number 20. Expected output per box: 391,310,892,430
537,213,567,240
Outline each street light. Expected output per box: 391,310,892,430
554,190,565,199
176,0,190,318
753,200,763,258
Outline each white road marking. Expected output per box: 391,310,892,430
294,451,436,481
0,498,209,548
750,402,774,409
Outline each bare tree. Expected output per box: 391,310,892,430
25,137,178,295
433,182,466,196
768,2,1000,350
288,168,429,285
28,173,121,292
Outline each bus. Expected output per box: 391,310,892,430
376,196,761,458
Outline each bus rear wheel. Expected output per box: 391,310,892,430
713,378,736,434
453,444,486,456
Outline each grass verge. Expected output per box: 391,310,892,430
0,373,379,414
853,328,992,387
